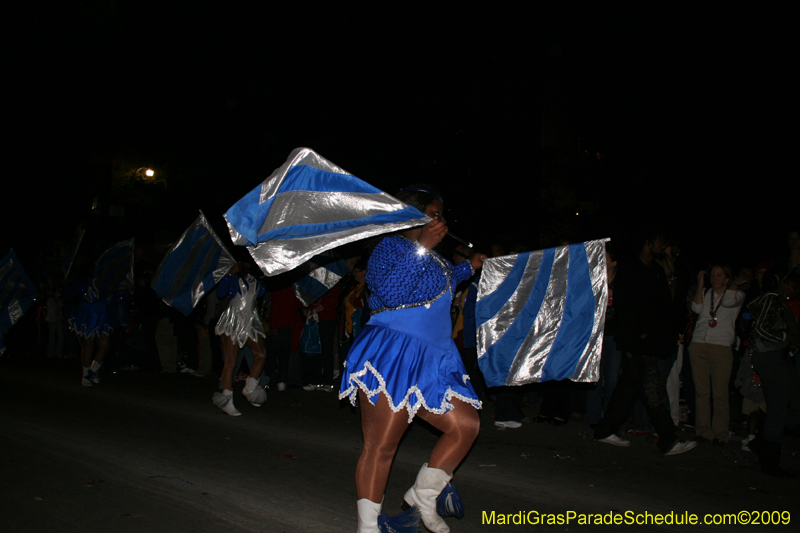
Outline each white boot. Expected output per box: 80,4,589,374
242,377,267,407
212,389,241,416
357,497,382,533
403,463,451,533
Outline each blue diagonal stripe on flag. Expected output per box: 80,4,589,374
224,147,430,276
0,249,38,343
293,256,350,307
152,211,236,316
477,239,608,387
93,238,134,300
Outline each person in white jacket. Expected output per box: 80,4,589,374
689,264,744,444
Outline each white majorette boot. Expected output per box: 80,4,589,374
358,497,420,533
403,463,452,533
212,389,241,416
242,377,267,407
357,498,382,533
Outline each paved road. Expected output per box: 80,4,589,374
1,356,798,532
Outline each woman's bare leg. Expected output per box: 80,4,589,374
415,399,480,475
245,336,266,379
356,390,409,502
78,334,94,368
220,335,238,391
93,333,110,364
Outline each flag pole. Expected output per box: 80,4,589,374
447,232,473,248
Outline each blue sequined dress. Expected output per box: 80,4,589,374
339,236,482,422
66,280,112,339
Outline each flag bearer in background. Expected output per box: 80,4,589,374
212,263,268,416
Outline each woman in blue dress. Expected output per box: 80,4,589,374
339,188,485,533
66,279,124,387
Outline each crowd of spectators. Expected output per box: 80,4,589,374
5,227,800,476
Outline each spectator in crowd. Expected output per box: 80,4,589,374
688,264,744,445
734,347,765,452
266,280,304,391
302,282,341,392
339,259,369,377
593,231,697,456
747,270,800,477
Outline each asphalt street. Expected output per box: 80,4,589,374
1,356,798,532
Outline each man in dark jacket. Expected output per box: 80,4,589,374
593,232,697,456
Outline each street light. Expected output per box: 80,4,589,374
134,167,155,180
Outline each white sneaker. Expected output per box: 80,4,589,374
212,392,241,416
664,440,698,456
277,382,287,391
495,420,522,429
596,434,631,447
302,384,318,391
81,378,92,387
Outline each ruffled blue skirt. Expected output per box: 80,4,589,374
339,295,481,422
69,300,112,338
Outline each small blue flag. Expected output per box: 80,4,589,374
152,211,236,316
293,253,350,307
0,250,38,354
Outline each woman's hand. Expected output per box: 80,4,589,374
418,219,448,250
697,270,707,287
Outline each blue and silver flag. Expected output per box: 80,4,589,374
224,147,430,276
92,238,134,300
477,239,609,387
0,250,38,354
152,211,236,316
293,254,350,307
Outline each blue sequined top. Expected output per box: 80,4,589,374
367,236,474,315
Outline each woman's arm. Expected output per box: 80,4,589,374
721,290,745,308
692,271,706,307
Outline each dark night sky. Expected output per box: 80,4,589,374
4,4,797,273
